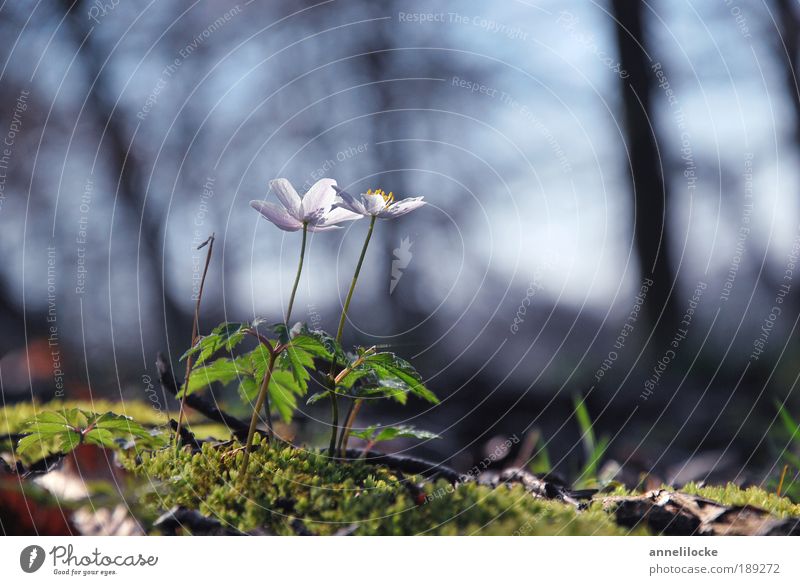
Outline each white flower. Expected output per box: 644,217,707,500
333,187,426,219
250,178,362,232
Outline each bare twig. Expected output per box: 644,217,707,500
174,234,215,450
156,353,249,440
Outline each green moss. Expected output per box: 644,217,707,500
6,402,796,535
681,482,800,517
120,436,632,535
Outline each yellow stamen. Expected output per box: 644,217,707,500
367,188,394,205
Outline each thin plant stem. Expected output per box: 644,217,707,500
175,234,215,453
335,216,377,342
241,224,309,476
334,346,375,454
338,397,363,455
328,215,377,456
262,224,308,425
284,224,307,325
241,349,277,475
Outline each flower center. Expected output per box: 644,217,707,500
367,188,394,205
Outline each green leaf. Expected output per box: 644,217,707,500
18,409,165,456
357,353,439,404
180,322,250,365
573,395,596,455
84,428,117,448
306,390,331,405
270,323,291,345
289,334,332,359
268,370,303,423
236,347,271,402
300,328,346,364
57,431,81,453
572,395,608,488
351,424,440,444
16,433,51,455
277,343,315,391
181,358,244,396
776,401,800,441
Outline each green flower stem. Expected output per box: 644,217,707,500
284,223,308,326
328,215,377,456
241,225,308,476
261,223,308,425
336,216,377,342
241,349,277,475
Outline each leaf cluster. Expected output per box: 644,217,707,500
16,408,165,457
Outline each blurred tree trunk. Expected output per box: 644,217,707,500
776,0,800,145
612,0,678,342
60,1,191,359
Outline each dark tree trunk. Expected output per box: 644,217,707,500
612,0,678,341
60,1,191,359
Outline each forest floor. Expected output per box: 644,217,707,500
2,399,799,536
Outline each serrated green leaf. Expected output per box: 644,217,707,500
18,409,164,456
306,390,331,405
359,353,438,404
303,329,346,364
92,412,152,439
351,424,440,444
84,428,117,448
337,368,373,390
16,433,49,455
181,358,243,396
268,370,303,423
270,323,291,345
180,322,249,365
289,334,332,359
239,376,260,403
277,345,314,391
58,431,81,453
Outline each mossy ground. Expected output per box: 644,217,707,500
120,435,634,535
2,401,798,535
680,482,800,517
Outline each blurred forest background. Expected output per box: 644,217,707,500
1,0,800,484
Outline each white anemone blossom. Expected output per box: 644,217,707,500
250,178,361,232
333,187,426,219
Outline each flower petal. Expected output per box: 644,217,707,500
377,197,426,219
322,206,363,225
250,200,303,231
301,178,337,221
333,187,368,215
306,223,343,232
363,193,387,216
269,179,302,219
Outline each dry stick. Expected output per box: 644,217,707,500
777,464,789,497
174,233,215,452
